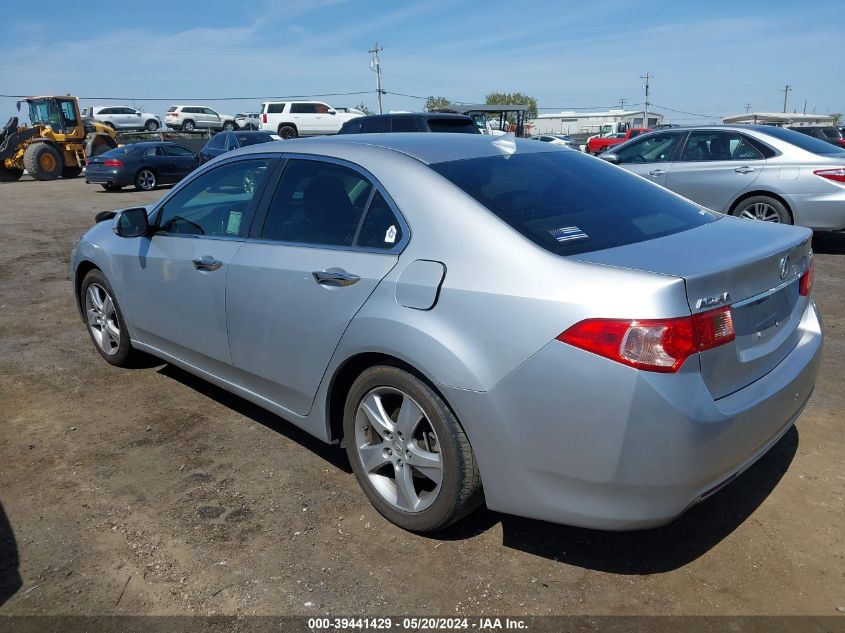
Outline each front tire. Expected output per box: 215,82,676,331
732,195,792,224
23,143,62,181
101,183,122,191
343,366,483,532
145,119,160,131
0,166,23,182
135,168,156,191
80,269,139,367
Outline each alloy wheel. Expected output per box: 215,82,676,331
739,202,781,222
354,387,443,513
137,169,156,190
85,283,121,356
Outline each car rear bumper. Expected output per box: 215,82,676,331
782,189,845,231
85,170,133,187
441,300,823,530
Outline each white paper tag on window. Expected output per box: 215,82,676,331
384,225,397,244
226,211,242,235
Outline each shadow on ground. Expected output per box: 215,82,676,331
812,230,845,255
155,362,797,575
157,364,351,474
0,502,21,606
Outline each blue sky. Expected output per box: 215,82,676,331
1,0,842,122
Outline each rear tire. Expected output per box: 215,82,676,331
135,169,156,191
0,166,23,182
343,365,483,532
222,120,235,131
61,165,82,179
732,195,792,224
23,143,62,181
80,269,140,367
182,120,196,132
278,124,297,139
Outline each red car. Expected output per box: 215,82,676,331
587,128,651,155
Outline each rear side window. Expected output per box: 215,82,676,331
430,151,714,256
363,117,391,133
236,133,274,146
164,145,195,157
266,103,286,114
261,160,373,246
391,117,418,132
821,128,843,140
356,191,403,249
427,118,480,134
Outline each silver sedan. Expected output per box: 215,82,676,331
600,125,845,230
71,134,822,532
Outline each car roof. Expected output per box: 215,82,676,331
237,132,557,165
350,113,473,121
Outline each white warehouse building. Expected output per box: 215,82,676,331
531,109,664,136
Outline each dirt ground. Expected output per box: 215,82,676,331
0,176,843,617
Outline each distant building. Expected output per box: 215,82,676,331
723,112,835,127
532,109,664,135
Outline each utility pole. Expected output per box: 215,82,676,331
745,103,752,113
619,97,627,110
369,43,384,114
803,100,807,115
640,72,652,127
781,84,792,113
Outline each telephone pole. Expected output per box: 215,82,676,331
619,97,627,110
369,43,384,114
745,103,752,113
781,84,792,113
641,72,652,127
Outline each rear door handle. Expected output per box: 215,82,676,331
313,270,360,286
734,166,756,174
648,169,667,176
192,255,223,271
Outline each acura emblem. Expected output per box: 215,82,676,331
779,255,790,280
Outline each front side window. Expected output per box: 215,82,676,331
431,151,714,256
207,134,226,149
225,135,240,151
156,158,272,238
615,132,682,164
145,146,164,157
203,108,218,116
260,160,373,246
339,119,363,134
363,117,390,133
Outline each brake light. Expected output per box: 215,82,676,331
837,139,845,149
262,113,267,123
103,159,123,167
800,258,814,296
557,306,735,373
813,168,845,183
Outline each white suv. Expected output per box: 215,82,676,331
259,101,363,138
165,105,236,132
83,106,162,131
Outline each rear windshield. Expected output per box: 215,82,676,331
167,106,177,112
759,126,845,156
236,133,275,146
427,118,480,134
101,146,139,156
820,127,843,139
430,151,715,256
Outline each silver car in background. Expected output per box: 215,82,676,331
601,125,845,230
71,134,822,532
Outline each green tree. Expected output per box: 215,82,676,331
354,101,375,115
831,113,842,126
425,95,451,112
485,91,538,120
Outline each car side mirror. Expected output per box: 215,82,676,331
328,109,336,115
113,207,149,238
137,112,142,117
600,153,620,164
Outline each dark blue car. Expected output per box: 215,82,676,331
85,142,199,192
199,130,280,164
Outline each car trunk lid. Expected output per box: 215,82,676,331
572,216,813,398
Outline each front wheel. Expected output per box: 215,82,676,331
0,166,23,182
145,119,160,131
80,269,139,367
343,366,483,532
732,195,792,224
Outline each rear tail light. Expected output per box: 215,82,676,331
103,159,123,167
557,306,735,373
813,168,845,183
262,113,267,123
800,258,814,296
837,139,845,149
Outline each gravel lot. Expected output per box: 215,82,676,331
0,176,843,617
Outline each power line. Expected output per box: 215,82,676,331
0,91,375,101
649,102,720,118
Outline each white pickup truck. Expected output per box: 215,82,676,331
259,101,364,138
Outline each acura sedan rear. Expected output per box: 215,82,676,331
71,134,822,532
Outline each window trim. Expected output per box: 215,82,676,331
147,154,282,242
247,153,410,254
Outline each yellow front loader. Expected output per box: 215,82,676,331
0,95,117,182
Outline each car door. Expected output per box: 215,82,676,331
142,145,174,181
226,157,407,415
611,131,684,187
118,156,276,373
290,103,318,135
204,108,223,130
162,143,199,179
664,130,765,212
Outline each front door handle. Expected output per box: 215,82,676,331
648,169,667,176
313,270,360,286
192,255,223,271
734,166,756,174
